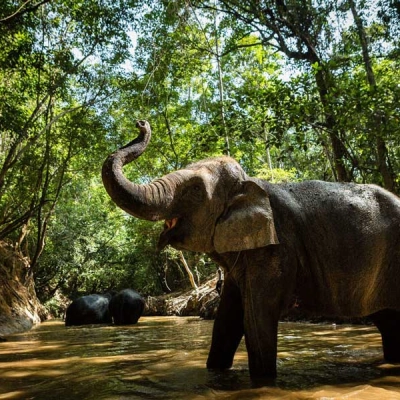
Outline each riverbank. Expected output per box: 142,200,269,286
0,241,46,336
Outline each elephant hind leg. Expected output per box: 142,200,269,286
370,309,400,363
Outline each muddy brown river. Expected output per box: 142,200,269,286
1,317,400,399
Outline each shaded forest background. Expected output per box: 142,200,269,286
0,0,399,315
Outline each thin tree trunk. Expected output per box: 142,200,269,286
349,0,395,192
314,66,351,182
179,251,198,290
262,118,273,170
213,4,230,156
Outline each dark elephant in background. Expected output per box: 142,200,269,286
102,120,400,380
109,289,145,325
65,293,113,326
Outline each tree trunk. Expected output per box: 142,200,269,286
262,118,273,170
213,12,230,156
349,0,396,192
314,65,352,182
179,251,198,290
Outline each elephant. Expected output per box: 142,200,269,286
65,293,113,326
102,120,400,380
109,288,145,325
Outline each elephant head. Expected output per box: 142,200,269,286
102,120,279,254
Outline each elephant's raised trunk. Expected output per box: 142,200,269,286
102,120,173,221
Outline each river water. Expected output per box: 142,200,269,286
1,317,400,399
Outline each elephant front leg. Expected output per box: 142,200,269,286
207,276,244,370
243,254,283,379
244,307,279,379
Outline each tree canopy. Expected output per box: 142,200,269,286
0,0,399,310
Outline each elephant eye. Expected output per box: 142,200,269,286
181,183,204,201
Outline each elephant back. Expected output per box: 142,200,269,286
65,294,112,326
109,289,145,325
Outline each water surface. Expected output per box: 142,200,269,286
0,317,400,399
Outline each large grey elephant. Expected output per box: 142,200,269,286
102,120,400,380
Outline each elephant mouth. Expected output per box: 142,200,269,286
165,218,178,231
157,217,180,251
157,216,214,253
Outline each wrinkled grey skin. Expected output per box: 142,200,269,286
102,120,400,380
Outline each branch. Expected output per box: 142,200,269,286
0,0,51,24
0,208,37,240
221,41,264,57
208,0,316,62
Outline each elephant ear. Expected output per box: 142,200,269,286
214,180,279,253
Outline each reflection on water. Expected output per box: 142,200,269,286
0,317,400,399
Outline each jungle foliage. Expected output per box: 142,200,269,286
0,0,399,306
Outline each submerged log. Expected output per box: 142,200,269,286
144,277,221,318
